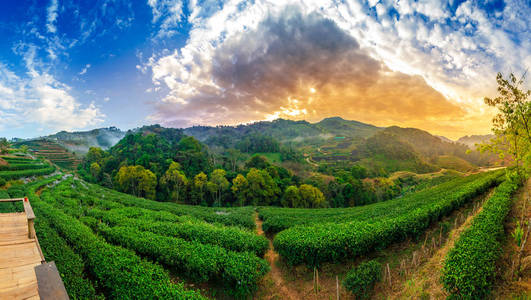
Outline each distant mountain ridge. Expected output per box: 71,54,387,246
17,127,126,154
14,118,494,159
456,134,495,149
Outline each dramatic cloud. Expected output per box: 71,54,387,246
143,0,531,138
147,5,468,137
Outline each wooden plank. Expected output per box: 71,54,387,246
35,262,69,300
23,200,35,220
0,281,39,300
0,198,24,202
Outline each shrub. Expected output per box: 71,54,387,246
343,260,381,299
441,180,518,299
273,172,502,266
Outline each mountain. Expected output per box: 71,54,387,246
183,117,381,151
456,134,495,149
314,117,382,138
436,135,454,143
46,127,126,153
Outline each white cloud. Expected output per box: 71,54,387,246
143,0,531,136
104,97,110,102
0,62,104,131
46,0,59,33
79,64,91,75
148,0,184,37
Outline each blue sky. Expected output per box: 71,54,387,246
0,0,530,139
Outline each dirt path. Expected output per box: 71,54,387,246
492,178,531,298
395,202,484,299
254,213,304,300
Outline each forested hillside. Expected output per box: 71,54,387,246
76,119,499,210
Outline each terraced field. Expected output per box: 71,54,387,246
0,169,513,299
0,156,56,181
3,175,267,299
16,140,81,170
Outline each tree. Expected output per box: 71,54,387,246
207,169,229,206
192,172,207,205
226,148,242,172
245,155,270,170
90,162,101,180
246,168,280,205
160,162,188,203
116,165,157,199
231,174,249,206
86,147,105,165
19,145,29,154
281,185,300,207
483,72,531,182
0,138,10,154
299,184,327,208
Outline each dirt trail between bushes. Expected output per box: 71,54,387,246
254,213,303,300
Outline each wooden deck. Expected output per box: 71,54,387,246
0,212,42,299
0,197,68,300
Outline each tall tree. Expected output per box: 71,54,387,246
483,72,531,181
0,138,10,154
207,169,229,206
231,174,249,206
246,168,280,205
299,184,327,208
192,172,207,205
160,162,188,203
281,185,300,207
116,165,157,199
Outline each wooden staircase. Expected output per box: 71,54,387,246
0,198,68,300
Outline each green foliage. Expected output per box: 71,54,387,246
34,201,205,299
34,217,99,299
87,207,269,256
95,224,268,297
116,165,157,199
231,174,249,207
76,178,256,229
245,154,271,169
343,260,381,299
272,171,502,266
0,165,56,180
0,163,49,171
281,185,300,207
442,180,519,299
245,168,280,206
513,220,525,247
207,169,229,206
0,138,10,154
160,161,188,202
35,176,268,297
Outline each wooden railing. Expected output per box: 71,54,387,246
0,197,45,263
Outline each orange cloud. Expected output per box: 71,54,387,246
148,7,492,140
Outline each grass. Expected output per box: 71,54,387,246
255,152,282,163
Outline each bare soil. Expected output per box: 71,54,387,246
373,188,493,299
395,203,484,299
492,178,531,299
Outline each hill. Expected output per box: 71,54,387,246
184,117,381,148
456,134,495,149
15,140,81,170
41,127,125,154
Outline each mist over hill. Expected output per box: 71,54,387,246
11,117,498,174
456,134,495,149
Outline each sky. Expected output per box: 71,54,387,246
0,0,530,140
